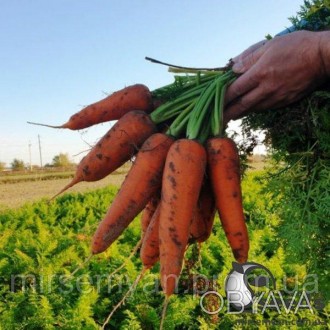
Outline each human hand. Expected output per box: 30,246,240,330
224,30,330,123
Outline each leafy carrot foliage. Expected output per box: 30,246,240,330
0,175,328,329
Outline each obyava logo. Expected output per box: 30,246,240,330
225,261,276,311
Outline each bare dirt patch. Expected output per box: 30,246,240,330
0,171,128,210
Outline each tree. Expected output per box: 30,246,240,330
11,159,25,171
52,153,73,167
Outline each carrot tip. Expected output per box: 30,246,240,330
48,177,78,202
63,254,93,283
27,121,65,129
160,296,170,330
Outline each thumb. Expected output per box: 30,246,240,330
232,40,267,73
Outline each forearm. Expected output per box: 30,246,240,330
320,31,330,78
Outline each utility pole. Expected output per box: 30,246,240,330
28,141,32,171
38,135,43,168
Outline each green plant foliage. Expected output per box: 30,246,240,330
241,90,330,303
290,0,330,31
238,0,330,309
0,176,328,329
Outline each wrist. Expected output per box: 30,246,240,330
319,31,330,78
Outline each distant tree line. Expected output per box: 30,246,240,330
0,153,75,171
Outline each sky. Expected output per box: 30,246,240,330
0,0,304,167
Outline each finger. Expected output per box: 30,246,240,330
225,88,307,125
231,39,267,63
250,89,306,112
225,70,259,105
232,41,268,73
224,87,268,124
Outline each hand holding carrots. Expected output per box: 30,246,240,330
224,30,330,122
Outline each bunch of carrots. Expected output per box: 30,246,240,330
29,59,249,329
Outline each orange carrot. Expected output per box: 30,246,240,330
28,84,154,130
91,133,174,254
189,177,216,244
51,110,157,199
159,139,206,297
140,204,161,269
206,137,249,263
140,195,160,239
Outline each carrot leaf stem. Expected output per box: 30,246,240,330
211,78,222,137
150,77,215,124
166,100,197,137
211,73,236,136
186,79,217,140
198,112,212,144
151,69,237,139
151,73,216,102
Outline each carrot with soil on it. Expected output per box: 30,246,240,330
28,84,155,130
27,71,219,131
49,110,157,200
206,137,249,263
159,138,207,298
202,74,248,263
91,132,175,255
189,177,216,244
156,71,236,329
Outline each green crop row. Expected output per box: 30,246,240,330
0,171,328,329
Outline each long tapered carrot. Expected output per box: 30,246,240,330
50,110,157,200
189,177,216,244
91,133,175,254
28,84,154,130
159,139,206,297
206,137,249,263
95,141,168,329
